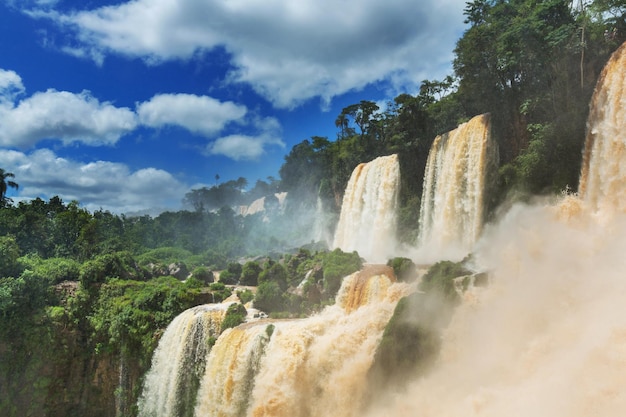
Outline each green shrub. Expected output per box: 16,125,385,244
136,247,194,266
0,236,21,278
219,262,242,285
387,257,417,282
26,257,80,285
253,281,285,313
79,251,144,288
89,276,201,356
258,262,288,291
240,261,261,286
221,303,247,331
191,266,214,284
419,260,471,304
209,282,232,302
321,249,362,297
237,289,254,304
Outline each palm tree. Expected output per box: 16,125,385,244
0,169,18,206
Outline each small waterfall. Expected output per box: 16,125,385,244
417,113,496,258
194,322,273,417
335,264,396,313
333,154,400,262
192,267,411,417
137,304,232,417
578,41,626,213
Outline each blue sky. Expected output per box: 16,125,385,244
0,0,466,214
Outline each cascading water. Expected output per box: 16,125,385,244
361,42,626,417
193,265,411,417
139,39,626,417
417,113,497,260
137,303,233,417
578,41,626,213
332,154,400,262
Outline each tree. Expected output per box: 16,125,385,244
241,261,262,286
253,281,286,313
0,236,21,278
258,262,288,292
0,169,18,207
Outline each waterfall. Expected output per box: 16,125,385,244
578,41,626,213
333,154,400,262
360,42,626,417
137,304,232,417
192,267,411,417
417,113,496,259
194,322,273,417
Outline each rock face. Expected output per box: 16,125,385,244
168,262,189,280
0,325,142,417
237,192,288,217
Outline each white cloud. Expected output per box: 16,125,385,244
29,0,468,108
0,88,137,148
207,115,284,160
0,148,186,213
0,69,25,100
137,93,247,135
0,69,282,159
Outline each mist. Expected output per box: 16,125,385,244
366,194,626,416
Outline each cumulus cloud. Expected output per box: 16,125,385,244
136,93,247,135
207,115,284,160
0,148,185,213
0,68,283,159
0,88,137,148
0,69,25,99
26,0,468,108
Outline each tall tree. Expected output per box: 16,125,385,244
0,169,18,207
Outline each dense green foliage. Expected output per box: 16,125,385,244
321,249,363,295
418,260,472,304
221,303,248,331
387,257,417,282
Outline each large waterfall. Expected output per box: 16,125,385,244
361,42,626,417
332,154,400,262
417,113,496,260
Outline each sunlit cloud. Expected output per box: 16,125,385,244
137,93,247,135
207,115,284,160
0,148,186,213
0,68,283,161
0,88,137,148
